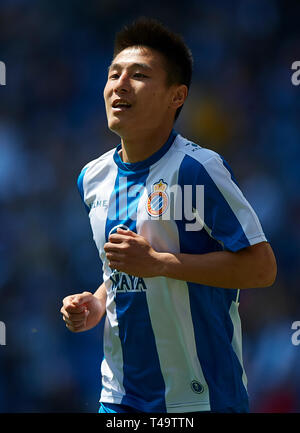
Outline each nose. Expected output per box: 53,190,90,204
114,72,130,94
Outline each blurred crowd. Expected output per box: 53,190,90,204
0,0,299,412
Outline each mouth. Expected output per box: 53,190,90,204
111,99,132,112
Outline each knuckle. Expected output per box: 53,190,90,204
63,296,74,307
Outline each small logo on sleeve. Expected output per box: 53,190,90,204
147,179,169,217
185,142,200,152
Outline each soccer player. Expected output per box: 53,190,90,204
60,18,277,413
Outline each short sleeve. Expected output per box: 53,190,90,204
178,153,268,252
200,155,268,252
77,166,90,213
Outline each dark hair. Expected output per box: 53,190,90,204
113,17,193,121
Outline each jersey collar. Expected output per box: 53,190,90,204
113,129,178,172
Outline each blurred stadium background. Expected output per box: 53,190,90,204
0,0,299,413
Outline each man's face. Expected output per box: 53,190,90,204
104,46,177,137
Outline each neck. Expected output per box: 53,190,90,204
119,126,174,163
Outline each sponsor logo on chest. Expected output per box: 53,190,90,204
110,271,147,293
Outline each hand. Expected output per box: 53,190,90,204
60,291,105,332
103,228,162,277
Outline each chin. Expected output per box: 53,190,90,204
108,116,131,135
108,116,120,129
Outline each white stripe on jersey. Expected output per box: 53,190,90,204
101,294,126,403
144,277,211,412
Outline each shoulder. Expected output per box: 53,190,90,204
77,148,115,186
173,133,235,180
173,133,223,165
79,148,115,177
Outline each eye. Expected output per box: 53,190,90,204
133,73,147,78
109,73,119,79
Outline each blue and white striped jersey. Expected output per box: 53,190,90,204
77,129,267,413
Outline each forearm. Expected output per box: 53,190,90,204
93,282,107,319
104,229,276,288
155,242,276,289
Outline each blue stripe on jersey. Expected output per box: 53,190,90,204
178,154,250,252
104,168,167,412
175,154,249,412
77,167,90,213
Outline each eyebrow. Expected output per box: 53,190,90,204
108,62,153,72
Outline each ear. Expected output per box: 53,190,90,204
170,84,188,109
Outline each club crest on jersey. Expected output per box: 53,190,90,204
147,179,169,217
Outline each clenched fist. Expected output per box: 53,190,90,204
104,228,162,277
60,291,105,332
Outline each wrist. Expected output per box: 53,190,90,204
152,251,173,277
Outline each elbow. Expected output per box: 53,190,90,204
243,242,277,288
256,261,277,287
268,258,278,286
255,250,277,288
